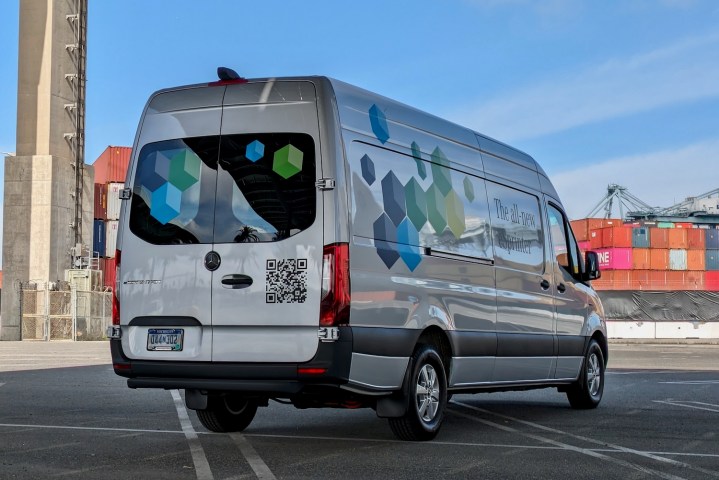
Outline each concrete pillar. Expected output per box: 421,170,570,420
1,0,92,340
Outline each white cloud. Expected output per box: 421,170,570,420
448,32,719,141
550,139,719,220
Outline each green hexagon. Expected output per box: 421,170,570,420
463,176,475,202
445,190,466,239
273,144,303,179
405,177,427,230
168,149,201,191
426,184,447,234
411,141,427,179
430,147,452,195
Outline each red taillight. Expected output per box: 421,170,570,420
297,367,327,375
319,243,350,327
208,78,249,86
112,249,121,325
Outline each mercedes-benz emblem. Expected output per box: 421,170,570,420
204,251,221,271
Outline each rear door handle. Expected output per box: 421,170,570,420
557,283,566,293
221,274,253,289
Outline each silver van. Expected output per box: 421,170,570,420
109,71,606,441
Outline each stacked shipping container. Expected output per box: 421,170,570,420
92,146,131,290
571,218,719,291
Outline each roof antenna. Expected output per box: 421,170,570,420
217,67,241,81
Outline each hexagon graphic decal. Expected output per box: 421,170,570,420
381,171,406,226
373,213,400,268
245,140,265,162
397,218,422,272
411,141,427,179
140,151,171,192
369,104,390,144
150,182,182,225
445,190,466,239
430,147,452,196
360,154,376,185
463,176,475,202
273,144,303,179
426,184,447,233
405,177,427,231
168,149,201,191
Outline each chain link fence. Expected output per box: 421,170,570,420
19,281,112,341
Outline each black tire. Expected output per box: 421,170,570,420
389,344,448,441
566,339,605,409
196,394,258,432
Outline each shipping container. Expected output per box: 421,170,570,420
632,248,651,270
668,229,689,249
103,257,117,290
687,250,706,271
632,227,650,248
589,229,603,250
578,240,591,252
631,270,651,290
706,271,719,291
706,249,719,271
601,227,633,248
669,249,687,270
649,228,669,249
591,270,612,290
657,222,675,228
106,183,124,221
698,224,711,229
687,229,705,250
706,229,719,249
94,184,107,220
595,247,632,270
93,219,106,258
612,271,632,290
666,271,686,290
105,220,119,257
650,249,670,270
570,219,589,242
674,222,694,229
686,270,705,289
93,146,131,185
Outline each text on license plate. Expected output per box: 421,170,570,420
147,328,184,351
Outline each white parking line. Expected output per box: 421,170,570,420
451,401,719,479
653,400,719,413
170,390,214,480
231,433,277,480
659,380,719,385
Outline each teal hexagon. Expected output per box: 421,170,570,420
426,184,447,234
273,144,303,179
405,177,427,231
430,147,452,195
168,149,201,191
445,190,466,239
463,176,475,202
411,141,427,179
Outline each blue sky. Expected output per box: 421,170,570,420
1,0,718,228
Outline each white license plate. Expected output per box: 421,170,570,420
147,328,184,351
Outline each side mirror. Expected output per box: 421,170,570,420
584,251,601,281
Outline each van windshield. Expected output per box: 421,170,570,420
129,133,316,245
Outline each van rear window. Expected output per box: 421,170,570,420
129,133,316,245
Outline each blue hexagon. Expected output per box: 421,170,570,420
369,104,390,144
381,171,406,226
246,140,265,162
373,213,400,268
360,154,376,185
411,141,427,179
140,150,172,192
397,218,422,272
150,182,182,225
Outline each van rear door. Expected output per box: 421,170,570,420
211,81,324,362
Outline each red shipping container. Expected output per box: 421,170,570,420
587,218,606,232
631,270,651,290
591,270,612,290
687,229,705,250
706,272,719,291
603,218,623,227
649,271,669,290
650,228,669,248
687,250,705,271
668,229,689,249
103,257,117,290
612,271,632,289
632,248,651,269
650,249,669,270
94,183,107,219
675,223,694,229
93,146,131,184
570,219,589,242
666,271,686,290
589,229,603,250
685,270,705,289
595,247,632,270
601,227,633,248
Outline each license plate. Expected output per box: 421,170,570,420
147,328,184,351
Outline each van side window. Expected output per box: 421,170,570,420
547,204,581,276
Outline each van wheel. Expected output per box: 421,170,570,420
196,394,258,432
389,345,448,441
566,339,605,409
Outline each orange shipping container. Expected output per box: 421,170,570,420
650,228,669,249
687,229,705,250
570,219,589,242
666,271,687,290
687,250,705,271
612,270,632,289
92,146,131,185
650,249,670,270
685,270,705,289
589,229,603,250
649,271,669,291
631,270,651,289
601,227,633,248
632,248,651,270
668,229,689,249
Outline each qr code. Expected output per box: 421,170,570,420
266,258,308,303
